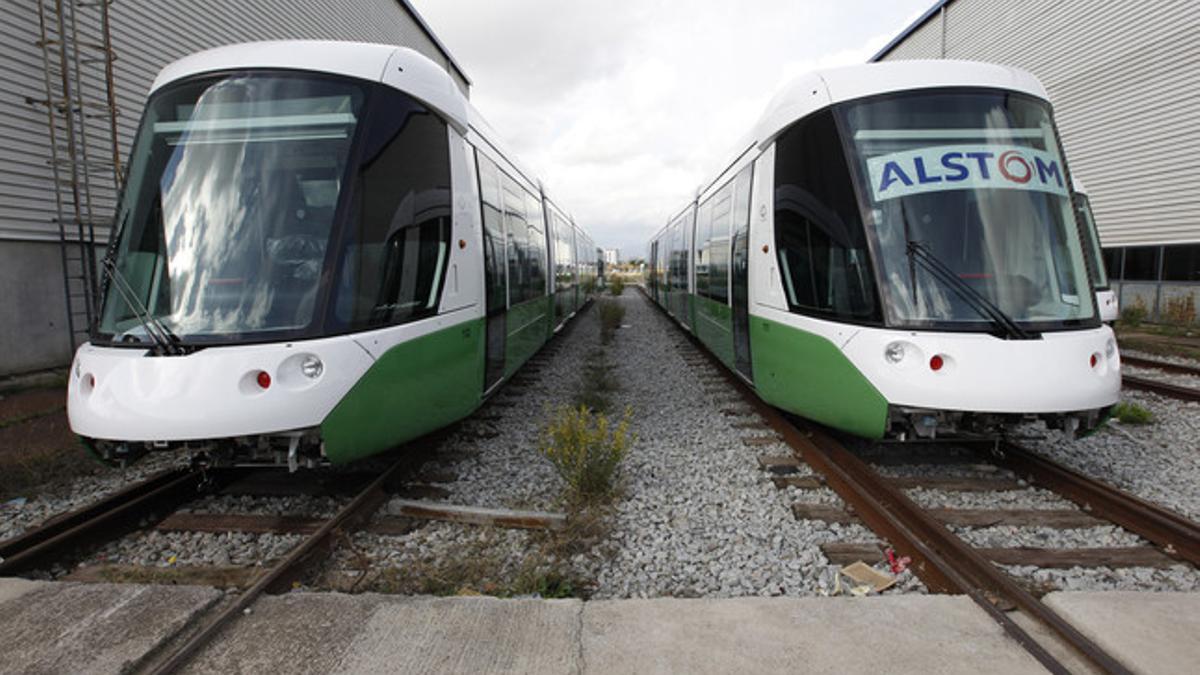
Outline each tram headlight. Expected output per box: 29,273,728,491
1105,338,1116,360
884,342,905,364
301,355,324,379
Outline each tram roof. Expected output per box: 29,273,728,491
152,41,471,135
748,59,1049,151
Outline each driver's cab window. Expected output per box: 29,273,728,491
334,97,451,329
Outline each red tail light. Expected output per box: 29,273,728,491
930,355,944,371
256,371,272,389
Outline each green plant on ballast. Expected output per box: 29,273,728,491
598,299,625,344
540,405,633,502
1111,401,1154,425
575,348,619,412
608,274,625,296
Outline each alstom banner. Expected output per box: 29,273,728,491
866,144,1069,202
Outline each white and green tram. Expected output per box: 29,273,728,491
647,60,1120,440
68,41,597,469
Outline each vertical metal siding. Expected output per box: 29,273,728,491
881,12,943,61
0,0,467,243
880,0,1200,247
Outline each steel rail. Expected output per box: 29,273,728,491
1120,354,1200,378
1122,375,1200,402
0,467,189,560
639,288,1133,675
0,468,235,575
147,457,411,675
994,441,1200,565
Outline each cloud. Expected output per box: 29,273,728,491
412,0,932,258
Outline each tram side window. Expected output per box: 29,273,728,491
477,154,508,312
774,109,880,323
525,192,547,299
694,202,713,298
334,107,451,329
671,221,686,291
709,184,733,303
554,213,574,291
502,177,530,304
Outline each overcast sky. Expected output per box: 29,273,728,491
410,0,932,260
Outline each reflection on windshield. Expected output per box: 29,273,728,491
98,75,362,342
841,91,1096,329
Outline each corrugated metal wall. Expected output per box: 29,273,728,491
877,0,1200,247
0,0,467,243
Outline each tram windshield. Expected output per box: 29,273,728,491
840,90,1096,333
98,70,455,347
97,73,364,344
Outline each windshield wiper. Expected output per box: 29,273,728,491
905,241,1036,340
101,258,188,356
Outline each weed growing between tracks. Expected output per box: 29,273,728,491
575,350,619,413
540,406,633,503
598,299,625,344
1112,401,1154,425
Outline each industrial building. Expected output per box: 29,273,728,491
873,0,1200,322
0,0,468,376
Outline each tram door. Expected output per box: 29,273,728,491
731,167,754,381
478,153,506,393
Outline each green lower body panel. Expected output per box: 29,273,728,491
505,296,550,377
321,318,485,464
750,315,888,438
694,295,735,368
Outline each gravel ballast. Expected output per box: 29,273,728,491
1030,389,1200,522
0,453,188,542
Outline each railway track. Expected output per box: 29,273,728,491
0,467,245,576
0,311,584,671
1121,354,1200,402
650,291,1200,675
0,444,445,673
141,454,421,675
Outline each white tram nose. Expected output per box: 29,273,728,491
845,325,1120,414
67,338,373,443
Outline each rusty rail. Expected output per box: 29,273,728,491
995,441,1200,566
1121,354,1200,377
640,288,1132,675
147,457,411,675
1122,375,1200,402
0,468,240,575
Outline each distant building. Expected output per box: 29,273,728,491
603,249,620,266
873,0,1200,320
0,0,468,376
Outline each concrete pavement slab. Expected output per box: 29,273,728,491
582,596,1046,674
183,594,582,675
0,581,221,675
0,577,45,605
1043,591,1200,675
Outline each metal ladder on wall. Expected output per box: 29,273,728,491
31,0,122,352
